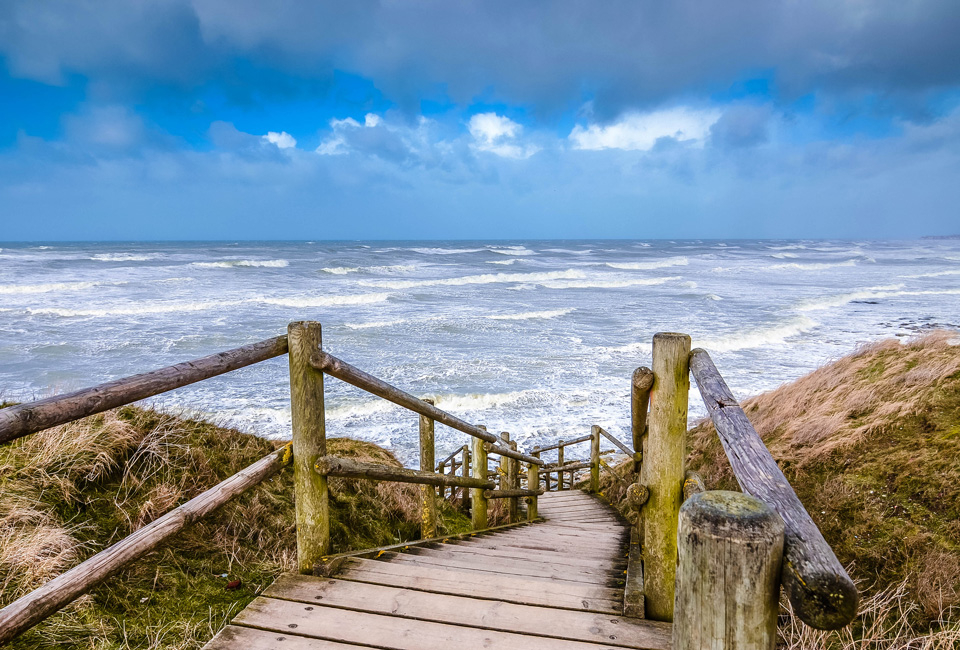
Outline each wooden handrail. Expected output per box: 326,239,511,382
312,350,542,466
688,348,858,630
0,335,290,445
0,443,293,645
596,426,637,458
483,488,543,499
437,446,465,467
533,433,592,453
315,455,496,489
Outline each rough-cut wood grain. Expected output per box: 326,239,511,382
316,455,495,489
460,444,471,510
623,527,645,618
631,366,654,472
507,439,520,522
471,432,489,530
311,350,541,465
262,575,672,650
642,332,690,622
536,433,593,453
527,460,539,521
204,625,369,649
420,399,437,539
484,488,543,499
0,335,289,445
233,596,630,650
688,348,859,630
289,321,330,573
0,444,292,645
673,491,784,650
590,426,601,493
597,426,637,458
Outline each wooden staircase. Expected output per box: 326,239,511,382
203,491,671,649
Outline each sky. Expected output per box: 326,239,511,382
1,1,959,241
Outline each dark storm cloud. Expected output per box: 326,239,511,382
2,0,959,115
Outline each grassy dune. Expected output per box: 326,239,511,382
0,406,470,649
599,330,960,648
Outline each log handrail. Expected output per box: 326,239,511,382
312,350,542,466
0,443,293,645
0,335,290,445
688,348,858,630
315,455,495,489
532,433,592,454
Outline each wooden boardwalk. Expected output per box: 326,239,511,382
204,490,671,649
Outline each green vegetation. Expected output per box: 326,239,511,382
598,330,960,648
0,406,470,649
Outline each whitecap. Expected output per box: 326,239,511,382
410,247,485,255
606,256,688,270
770,252,798,259
344,319,408,330
192,259,289,268
796,284,905,312
698,316,819,353
90,253,161,262
321,267,360,275
359,269,584,290
0,281,101,295
488,246,537,256
539,275,680,289
487,259,520,265
259,293,390,308
769,259,858,271
904,269,960,278
486,308,575,321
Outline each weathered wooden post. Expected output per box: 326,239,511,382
590,425,601,493
471,427,489,530
674,491,784,650
437,461,446,499
288,321,329,573
461,444,471,511
507,440,519,523
642,332,691,621
527,460,539,521
632,367,653,475
419,398,437,539
557,440,565,491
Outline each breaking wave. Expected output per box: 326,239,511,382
359,269,583,290
192,259,289,268
605,256,688,270
699,317,819,353
486,308,575,321
0,281,102,295
769,260,858,271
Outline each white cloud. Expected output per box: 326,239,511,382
317,114,383,155
569,107,720,151
262,131,297,149
468,112,538,158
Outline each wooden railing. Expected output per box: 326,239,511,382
0,320,543,645
0,323,859,650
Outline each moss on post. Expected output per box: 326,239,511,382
288,321,330,573
471,427,489,530
590,425,601,493
527,461,539,521
642,332,691,621
419,398,437,539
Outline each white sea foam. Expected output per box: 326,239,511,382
699,316,819,353
321,267,360,275
0,281,101,295
192,259,289,268
905,269,960,278
410,247,485,255
770,252,798,259
344,319,408,330
706,294,723,301
488,246,537,256
487,259,520,265
796,284,905,312
539,275,680,289
90,253,160,262
258,293,390,308
542,248,592,255
359,269,584,290
769,259,858,271
606,256,689,270
486,308,575,321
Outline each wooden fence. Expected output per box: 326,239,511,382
0,323,858,650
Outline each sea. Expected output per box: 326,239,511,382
1,240,959,466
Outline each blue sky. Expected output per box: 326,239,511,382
1,1,959,240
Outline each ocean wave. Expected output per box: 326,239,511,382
410,247,485,255
367,264,418,273
905,269,960,278
326,389,547,421
796,284,905,312
487,259,520,265
321,267,360,275
486,308,575,321
258,293,390,308
344,319,407,330
699,316,819,353
539,275,680,289
770,252,798,259
359,269,583,290
90,253,161,262
542,248,592,255
0,281,102,295
706,294,723,301
192,259,289,268
769,259,858,271
606,256,689,270
766,244,808,250
488,246,537,256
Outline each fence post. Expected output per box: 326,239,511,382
590,425,601,493
471,427,489,530
461,444,471,511
527,460,539,521
507,439,519,523
557,441,565,490
437,461,446,499
632,367,653,474
674,491,784,650
288,321,329,573
642,332,691,621
419,399,437,539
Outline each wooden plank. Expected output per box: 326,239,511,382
401,548,622,578
414,543,625,570
233,596,635,650
204,624,369,649
263,575,672,650
380,554,622,585
336,558,622,613
689,348,858,630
